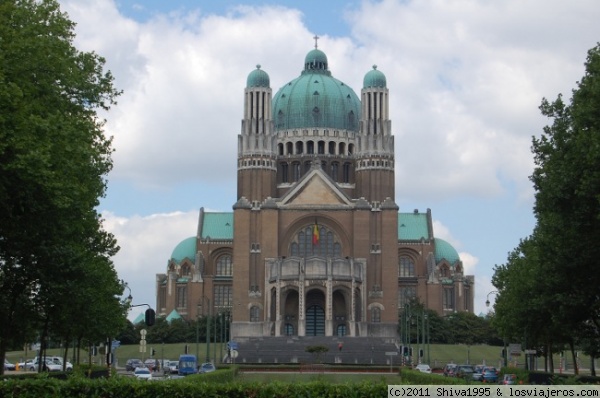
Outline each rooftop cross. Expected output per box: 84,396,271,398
313,35,319,49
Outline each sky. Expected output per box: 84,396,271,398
56,0,600,321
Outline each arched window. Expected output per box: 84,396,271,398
399,256,415,277
250,306,260,322
181,264,191,277
216,255,232,276
289,224,342,258
284,323,294,336
371,307,381,323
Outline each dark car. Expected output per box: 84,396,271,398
482,367,498,383
455,364,475,380
125,358,143,372
472,365,485,381
443,363,457,377
199,362,216,374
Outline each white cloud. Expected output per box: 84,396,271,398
102,210,198,314
56,0,600,318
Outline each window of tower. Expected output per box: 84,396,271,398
398,286,416,309
250,306,260,322
281,163,289,183
296,141,304,154
216,255,232,276
348,144,354,155
176,285,187,309
286,142,293,155
443,287,455,311
399,256,415,277
371,307,381,323
318,141,325,154
278,143,284,156
343,163,351,183
292,162,301,182
331,162,339,181
339,142,346,156
289,224,342,258
328,141,335,154
214,285,232,310
307,140,315,154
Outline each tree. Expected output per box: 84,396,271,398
0,0,122,373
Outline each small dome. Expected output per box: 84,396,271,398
304,48,328,71
170,237,196,264
434,238,460,264
246,64,270,88
363,65,387,88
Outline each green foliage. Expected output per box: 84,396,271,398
0,0,124,373
305,345,329,364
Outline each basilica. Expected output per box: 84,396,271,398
156,43,474,340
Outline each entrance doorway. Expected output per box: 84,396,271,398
305,305,325,336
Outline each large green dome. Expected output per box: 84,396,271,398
272,49,361,131
171,237,196,263
434,238,460,264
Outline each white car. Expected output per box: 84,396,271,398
415,364,432,373
30,359,62,372
133,367,153,380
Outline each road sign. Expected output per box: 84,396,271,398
230,350,239,359
111,340,121,349
140,329,147,338
385,351,398,356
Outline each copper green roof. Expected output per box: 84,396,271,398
434,238,460,264
171,237,196,263
200,212,234,240
166,309,182,322
246,65,270,88
398,212,430,240
363,65,387,88
272,49,361,131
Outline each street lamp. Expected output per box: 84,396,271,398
485,290,507,367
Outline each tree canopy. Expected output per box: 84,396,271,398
492,44,600,375
0,0,124,373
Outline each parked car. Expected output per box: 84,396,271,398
144,358,158,371
17,359,34,370
482,367,498,383
414,364,432,373
4,359,16,371
133,367,152,380
472,365,485,381
199,362,216,374
455,364,475,380
46,356,73,371
167,361,179,374
502,373,517,385
125,358,144,372
29,358,62,372
443,363,457,377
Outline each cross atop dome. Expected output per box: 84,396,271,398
313,35,319,49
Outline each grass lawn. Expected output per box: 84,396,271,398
235,371,403,384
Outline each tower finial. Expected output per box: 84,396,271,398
313,35,319,49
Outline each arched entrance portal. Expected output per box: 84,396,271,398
305,289,325,336
306,305,325,336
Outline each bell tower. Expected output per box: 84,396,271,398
237,65,277,202
355,65,395,202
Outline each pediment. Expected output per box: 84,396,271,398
280,169,352,207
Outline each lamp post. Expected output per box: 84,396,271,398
485,290,507,367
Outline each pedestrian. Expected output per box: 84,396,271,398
338,342,343,352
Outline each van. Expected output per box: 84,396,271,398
178,354,197,376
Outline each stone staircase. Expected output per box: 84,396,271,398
229,336,400,366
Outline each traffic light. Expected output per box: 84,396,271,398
403,346,409,356
145,308,156,326
151,348,156,357
91,346,97,356
184,344,189,354
419,349,423,358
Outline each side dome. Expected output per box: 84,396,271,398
434,238,460,264
246,64,270,88
272,48,361,131
171,237,196,264
363,65,386,88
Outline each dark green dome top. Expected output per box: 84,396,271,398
246,64,270,88
363,65,386,88
272,49,361,131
